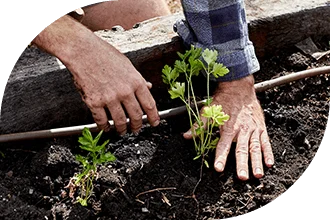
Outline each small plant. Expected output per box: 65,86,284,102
162,46,230,167
66,127,116,206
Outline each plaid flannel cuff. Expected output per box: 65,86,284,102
176,0,260,82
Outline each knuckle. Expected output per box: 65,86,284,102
84,97,102,109
119,90,132,100
143,99,156,112
114,116,127,127
249,143,261,154
130,113,143,124
235,147,248,156
240,124,250,132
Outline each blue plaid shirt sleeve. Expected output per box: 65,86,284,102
175,0,260,82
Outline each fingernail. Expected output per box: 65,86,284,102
239,170,248,180
255,168,262,175
267,159,274,166
215,162,224,171
152,120,160,127
185,130,192,135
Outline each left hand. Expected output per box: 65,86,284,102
184,75,274,180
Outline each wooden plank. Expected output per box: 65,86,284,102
1,1,330,134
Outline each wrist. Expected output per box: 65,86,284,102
217,75,255,95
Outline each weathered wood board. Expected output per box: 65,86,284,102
1,0,330,134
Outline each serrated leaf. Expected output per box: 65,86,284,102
82,127,93,143
201,106,214,119
168,82,185,99
177,49,192,61
202,49,218,65
78,136,91,146
79,144,94,152
189,58,204,76
214,113,230,126
162,65,173,85
212,63,229,78
76,154,89,167
99,152,116,163
189,46,203,60
174,60,188,73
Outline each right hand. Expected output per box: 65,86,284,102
66,34,160,134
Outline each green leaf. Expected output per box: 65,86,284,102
210,137,219,147
78,136,92,147
82,127,93,143
75,154,89,167
202,49,218,66
162,65,172,85
99,139,110,150
204,160,210,168
177,49,192,61
201,106,214,119
93,130,103,146
195,126,205,136
174,60,188,73
193,155,201,160
203,97,213,106
79,144,94,153
212,63,229,78
77,197,88,206
189,46,203,61
98,152,116,163
168,82,185,99
214,113,230,126
189,58,204,76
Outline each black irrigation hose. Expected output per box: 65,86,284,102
1,66,330,143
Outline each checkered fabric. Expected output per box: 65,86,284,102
176,0,259,81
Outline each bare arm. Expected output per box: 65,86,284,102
33,15,160,134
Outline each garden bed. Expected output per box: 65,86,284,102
0,35,329,219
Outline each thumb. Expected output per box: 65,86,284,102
183,117,208,139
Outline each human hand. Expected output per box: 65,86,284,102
32,15,160,135
68,37,160,134
184,75,274,180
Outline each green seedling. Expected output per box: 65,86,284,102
162,46,230,168
66,127,116,206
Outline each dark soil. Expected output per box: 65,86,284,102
0,36,329,220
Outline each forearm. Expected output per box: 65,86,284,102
32,15,124,79
178,0,259,81
32,15,82,65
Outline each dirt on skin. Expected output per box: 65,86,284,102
0,36,329,219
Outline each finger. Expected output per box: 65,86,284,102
236,126,251,181
261,130,274,167
249,130,264,178
146,81,152,89
214,130,235,172
183,116,208,139
135,85,160,127
90,107,111,132
122,95,143,134
107,102,128,135
68,8,85,23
